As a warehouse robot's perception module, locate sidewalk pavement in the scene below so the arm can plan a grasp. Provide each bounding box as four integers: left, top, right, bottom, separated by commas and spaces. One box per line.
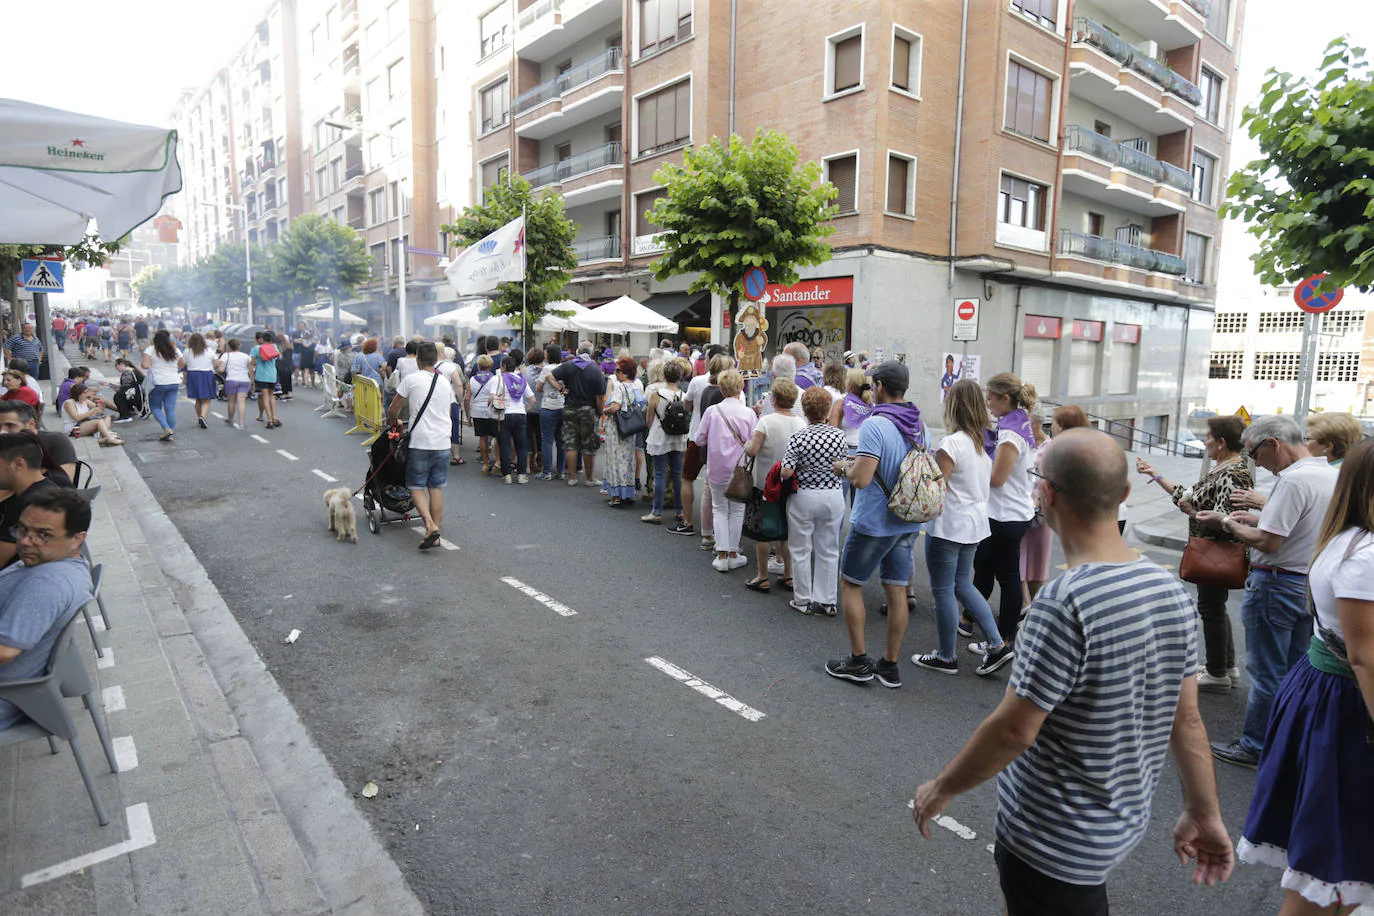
1124, 450, 1275, 552
1, 390, 420, 912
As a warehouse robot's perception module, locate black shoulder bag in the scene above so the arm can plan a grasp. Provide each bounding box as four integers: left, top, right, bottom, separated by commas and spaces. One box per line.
394, 372, 440, 466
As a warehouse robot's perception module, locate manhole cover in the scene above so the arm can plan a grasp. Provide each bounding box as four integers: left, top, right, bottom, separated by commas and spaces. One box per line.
136, 449, 204, 463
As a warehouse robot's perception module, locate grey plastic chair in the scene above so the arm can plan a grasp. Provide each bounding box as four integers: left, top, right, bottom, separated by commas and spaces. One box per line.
74, 489, 112, 633
80, 564, 109, 658
0, 611, 120, 825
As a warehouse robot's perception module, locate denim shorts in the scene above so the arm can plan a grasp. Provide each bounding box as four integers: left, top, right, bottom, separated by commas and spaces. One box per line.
404, 447, 449, 490
840, 529, 918, 586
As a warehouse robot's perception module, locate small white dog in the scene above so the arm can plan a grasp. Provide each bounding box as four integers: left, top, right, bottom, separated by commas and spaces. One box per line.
324, 488, 358, 543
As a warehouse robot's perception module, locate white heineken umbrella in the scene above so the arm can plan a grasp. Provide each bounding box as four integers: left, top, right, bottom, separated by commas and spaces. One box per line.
0, 98, 182, 245
299, 305, 366, 325
572, 295, 678, 334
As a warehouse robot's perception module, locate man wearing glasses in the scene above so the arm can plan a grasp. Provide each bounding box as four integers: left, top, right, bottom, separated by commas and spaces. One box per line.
1195, 414, 1338, 769
0, 488, 93, 731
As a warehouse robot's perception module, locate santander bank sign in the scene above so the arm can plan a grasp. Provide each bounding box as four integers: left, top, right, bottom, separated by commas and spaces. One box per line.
761, 277, 854, 306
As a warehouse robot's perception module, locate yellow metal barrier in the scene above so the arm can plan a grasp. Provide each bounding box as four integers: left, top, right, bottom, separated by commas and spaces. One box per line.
346, 375, 384, 446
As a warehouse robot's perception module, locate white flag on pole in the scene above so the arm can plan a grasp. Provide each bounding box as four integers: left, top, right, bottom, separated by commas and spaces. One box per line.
444, 216, 526, 295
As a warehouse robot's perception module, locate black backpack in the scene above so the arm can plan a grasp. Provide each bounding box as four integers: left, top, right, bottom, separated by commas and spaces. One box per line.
659, 391, 689, 435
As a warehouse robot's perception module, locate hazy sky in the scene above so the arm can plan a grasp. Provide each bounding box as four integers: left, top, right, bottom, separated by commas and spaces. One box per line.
1, 0, 1368, 293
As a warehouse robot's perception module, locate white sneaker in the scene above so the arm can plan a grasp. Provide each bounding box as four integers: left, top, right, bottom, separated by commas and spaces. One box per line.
767, 556, 786, 575
1197, 671, 1232, 693
712, 556, 730, 572
517, 474, 529, 484
567, 477, 578, 487
966, 641, 990, 656
728, 554, 748, 570
1227, 666, 1241, 680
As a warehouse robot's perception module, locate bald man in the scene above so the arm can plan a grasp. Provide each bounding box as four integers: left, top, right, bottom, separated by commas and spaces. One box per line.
913, 430, 1232, 914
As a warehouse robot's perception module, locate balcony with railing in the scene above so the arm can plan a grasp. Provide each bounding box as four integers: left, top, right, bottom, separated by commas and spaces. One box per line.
515, 0, 623, 61
514, 48, 625, 139
522, 141, 622, 194
1086, 0, 1208, 51
1061, 124, 1194, 215
342, 43, 361, 78
573, 235, 621, 264
1069, 17, 1202, 133
1058, 229, 1187, 295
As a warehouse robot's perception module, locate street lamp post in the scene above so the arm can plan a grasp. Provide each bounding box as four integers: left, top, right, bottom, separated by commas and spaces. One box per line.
200, 201, 253, 325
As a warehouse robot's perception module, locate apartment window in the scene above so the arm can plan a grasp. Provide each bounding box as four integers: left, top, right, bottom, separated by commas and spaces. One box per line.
826, 27, 864, 96
1087, 212, 1104, 236
479, 4, 509, 58
479, 154, 508, 202
636, 188, 668, 236
1214, 312, 1247, 334
387, 1, 403, 39
1198, 67, 1224, 124
1005, 60, 1053, 142
315, 166, 328, 199
999, 174, 1046, 230
332, 206, 345, 225
638, 0, 692, 58
1205, 0, 1230, 41
479, 79, 509, 133
1258, 311, 1304, 333
885, 152, 916, 216
366, 77, 382, 110
365, 19, 381, 53
636, 79, 691, 156
1208, 351, 1245, 380
368, 133, 386, 164
1323, 311, 1365, 335
891, 28, 922, 95
279, 177, 288, 203
370, 242, 386, 277
825, 153, 859, 214
1010, 0, 1056, 29
369, 187, 387, 224
1316, 352, 1360, 383
1183, 232, 1209, 284
1191, 149, 1217, 205
389, 120, 405, 157
388, 60, 407, 98
1253, 352, 1301, 382
311, 25, 319, 54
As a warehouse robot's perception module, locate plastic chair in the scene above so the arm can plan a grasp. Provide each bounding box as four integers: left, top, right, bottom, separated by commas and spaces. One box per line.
79, 564, 109, 657
71, 459, 96, 489
0, 611, 120, 825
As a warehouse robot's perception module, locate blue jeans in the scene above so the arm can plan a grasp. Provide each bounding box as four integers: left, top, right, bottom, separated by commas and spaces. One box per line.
652, 450, 684, 517
1240, 569, 1311, 756
840, 529, 919, 586
149, 383, 179, 431
926, 536, 1002, 661
404, 448, 450, 490
497, 413, 528, 475
540, 408, 566, 475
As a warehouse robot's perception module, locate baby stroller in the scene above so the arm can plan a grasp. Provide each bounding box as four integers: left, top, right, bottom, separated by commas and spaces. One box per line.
361, 424, 416, 534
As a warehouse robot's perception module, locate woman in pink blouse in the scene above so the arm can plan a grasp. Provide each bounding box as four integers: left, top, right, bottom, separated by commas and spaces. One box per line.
693, 368, 757, 573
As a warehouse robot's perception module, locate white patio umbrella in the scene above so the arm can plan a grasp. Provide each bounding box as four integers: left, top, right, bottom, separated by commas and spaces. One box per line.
572, 295, 678, 334
534, 299, 588, 332
299, 305, 366, 325
0, 98, 182, 245
424, 302, 510, 331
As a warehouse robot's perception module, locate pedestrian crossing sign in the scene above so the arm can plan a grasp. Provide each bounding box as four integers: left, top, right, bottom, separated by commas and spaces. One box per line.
20, 259, 64, 292
1235, 406, 1251, 425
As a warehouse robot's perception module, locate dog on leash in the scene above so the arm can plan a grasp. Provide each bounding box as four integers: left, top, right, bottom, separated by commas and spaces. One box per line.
323, 488, 358, 543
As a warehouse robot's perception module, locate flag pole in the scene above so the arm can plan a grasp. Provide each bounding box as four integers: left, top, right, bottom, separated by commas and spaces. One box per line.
521, 201, 528, 348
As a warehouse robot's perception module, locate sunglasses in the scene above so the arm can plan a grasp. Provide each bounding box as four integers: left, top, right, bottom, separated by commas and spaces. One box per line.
1027, 467, 1065, 493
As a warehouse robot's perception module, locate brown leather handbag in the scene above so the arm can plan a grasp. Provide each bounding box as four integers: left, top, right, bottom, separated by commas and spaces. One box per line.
1180, 537, 1248, 590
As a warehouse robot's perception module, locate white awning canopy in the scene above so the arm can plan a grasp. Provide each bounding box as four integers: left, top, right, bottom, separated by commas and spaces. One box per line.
572, 295, 678, 334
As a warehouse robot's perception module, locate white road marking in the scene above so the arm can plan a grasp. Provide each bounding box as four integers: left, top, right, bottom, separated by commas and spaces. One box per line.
644, 656, 766, 722
211, 412, 225, 419
354, 492, 363, 502
986, 843, 996, 856
96, 649, 115, 669
21, 803, 157, 887
102, 685, 125, 713
906, 800, 979, 840
501, 577, 575, 615
113, 736, 138, 771
92, 615, 106, 632
276, 449, 299, 461
410, 526, 459, 551
312, 469, 337, 482
250, 434, 269, 444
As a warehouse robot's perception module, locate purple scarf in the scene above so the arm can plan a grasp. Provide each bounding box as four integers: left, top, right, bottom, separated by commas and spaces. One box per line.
502, 371, 527, 401
571, 354, 594, 369
871, 402, 924, 448
841, 393, 872, 429
984, 408, 1035, 459
795, 363, 824, 389
471, 369, 494, 388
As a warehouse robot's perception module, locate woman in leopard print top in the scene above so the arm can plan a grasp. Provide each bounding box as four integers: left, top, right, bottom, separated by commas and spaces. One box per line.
1137, 416, 1252, 692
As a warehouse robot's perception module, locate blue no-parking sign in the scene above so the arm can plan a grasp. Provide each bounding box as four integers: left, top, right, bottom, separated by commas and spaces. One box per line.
1293, 273, 1343, 314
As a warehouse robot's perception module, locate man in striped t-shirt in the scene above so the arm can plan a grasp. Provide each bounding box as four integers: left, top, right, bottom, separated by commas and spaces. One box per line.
913, 430, 1234, 914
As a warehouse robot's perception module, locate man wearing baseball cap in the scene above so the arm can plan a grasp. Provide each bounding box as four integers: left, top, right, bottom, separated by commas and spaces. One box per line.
825, 360, 927, 688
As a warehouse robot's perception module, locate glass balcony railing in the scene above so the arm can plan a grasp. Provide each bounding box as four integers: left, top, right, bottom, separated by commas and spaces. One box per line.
1063, 125, 1196, 194
1072, 17, 1203, 106
1158, 161, 1193, 193
1058, 229, 1186, 275
514, 48, 624, 116
1180, 0, 1211, 16
1116, 143, 1165, 182
517, 0, 561, 30
573, 235, 620, 262
522, 141, 622, 188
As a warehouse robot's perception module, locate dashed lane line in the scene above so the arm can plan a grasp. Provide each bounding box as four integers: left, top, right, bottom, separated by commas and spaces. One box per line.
276, 449, 299, 461
906, 799, 981, 843
211, 411, 225, 420
113, 736, 139, 771
409, 526, 459, 551
312, 469, 338, 483
250, 434, 269, 444
501, 577, 576, 616
644, 656, 766, 722
102, 685, 125, 713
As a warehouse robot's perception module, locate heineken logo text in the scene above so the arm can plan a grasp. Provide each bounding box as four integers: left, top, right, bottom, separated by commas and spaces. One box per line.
47, 146, 106, 161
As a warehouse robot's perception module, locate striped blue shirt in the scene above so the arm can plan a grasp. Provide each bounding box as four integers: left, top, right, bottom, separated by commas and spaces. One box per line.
996, 558, 1197, 885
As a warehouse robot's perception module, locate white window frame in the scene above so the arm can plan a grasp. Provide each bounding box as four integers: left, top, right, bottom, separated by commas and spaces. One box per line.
387, 59, 407, 99
890, 25, 923, 99
1183, 230, 1211, 285
1197, 62, 1225, 126
995, 168, 1052, 251
1003, 51, 1060, 146
1008, 0, 1064, 35
478, 3, 509, 60
477, 76, 510, 135
823, 24, 866, 101
477, 153, 509, 203
883, 150, 917, 218
822, 149, 862, 216
631, 74, 692, 159
635, 0, 694, 60
1190, 145, 1219, 207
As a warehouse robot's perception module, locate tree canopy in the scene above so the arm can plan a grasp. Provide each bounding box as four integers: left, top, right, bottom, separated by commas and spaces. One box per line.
1224, 37, 1374, 290
274, 212, 373, 302
441, 174, 577, 337
647, 130, 836, 304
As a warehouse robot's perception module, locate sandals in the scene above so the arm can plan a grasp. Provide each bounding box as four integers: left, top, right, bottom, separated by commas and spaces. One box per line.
744, 576, 771, 592
778, 577, 794, 592
418, 531, 441, 550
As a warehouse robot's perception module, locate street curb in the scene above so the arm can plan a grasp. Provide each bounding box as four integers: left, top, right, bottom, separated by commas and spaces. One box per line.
103, 444, 423, 916
1134, 525, 1187, 552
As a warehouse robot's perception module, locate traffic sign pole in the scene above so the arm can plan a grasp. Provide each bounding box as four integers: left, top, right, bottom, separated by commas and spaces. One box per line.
1294, 311, 1323, 420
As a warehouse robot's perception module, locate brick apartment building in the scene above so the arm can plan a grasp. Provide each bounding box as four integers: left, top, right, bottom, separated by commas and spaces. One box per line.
471, 0, 1245, 436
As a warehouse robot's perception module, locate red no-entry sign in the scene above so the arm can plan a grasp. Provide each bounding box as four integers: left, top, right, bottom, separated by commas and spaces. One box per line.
1293, 274, 1344, 314
953, 298, 979, 342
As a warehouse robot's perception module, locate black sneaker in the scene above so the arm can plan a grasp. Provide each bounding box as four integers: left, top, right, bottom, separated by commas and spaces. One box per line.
825, 653, 874, 684
197, 416, 208, 429
1211, 740, 1259, 769
912, 652, 959, 675
957, 619, 975, 638
666, 521, 695, 535
976, 643, 1016, 677
874, 659, 902, 689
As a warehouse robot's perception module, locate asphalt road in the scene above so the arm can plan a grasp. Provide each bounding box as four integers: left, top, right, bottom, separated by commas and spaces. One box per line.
110, 374, 1286, 916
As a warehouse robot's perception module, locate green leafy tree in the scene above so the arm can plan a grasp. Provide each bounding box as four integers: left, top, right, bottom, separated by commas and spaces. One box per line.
648, 130, 837, 316
1224, 37, 1374, 290
274, 213, 372, 305
131, 265, 172, 311
203, 243, 252, 310
441, 174, 577, 338
0, 237, 124, 333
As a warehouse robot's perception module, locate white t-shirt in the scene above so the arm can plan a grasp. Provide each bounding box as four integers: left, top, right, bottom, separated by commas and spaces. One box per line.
686, 373, 712, 439
495, 371, 532, 416
397, 370, 454, 450
1254, 456, 1339, 573
1309, 528, 1374, 644
539, 365, 565, 410
927, 431, 993, 544
220, 351, 252, 383
395, 356, 418, 383
144, 347, 183, 386
23, 375, 42, 405
988, 430, 1035, 523
751, 411, 805, 489
644, 382, 687, 455
468, 374, 496, 420
183, 349, 215, 372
